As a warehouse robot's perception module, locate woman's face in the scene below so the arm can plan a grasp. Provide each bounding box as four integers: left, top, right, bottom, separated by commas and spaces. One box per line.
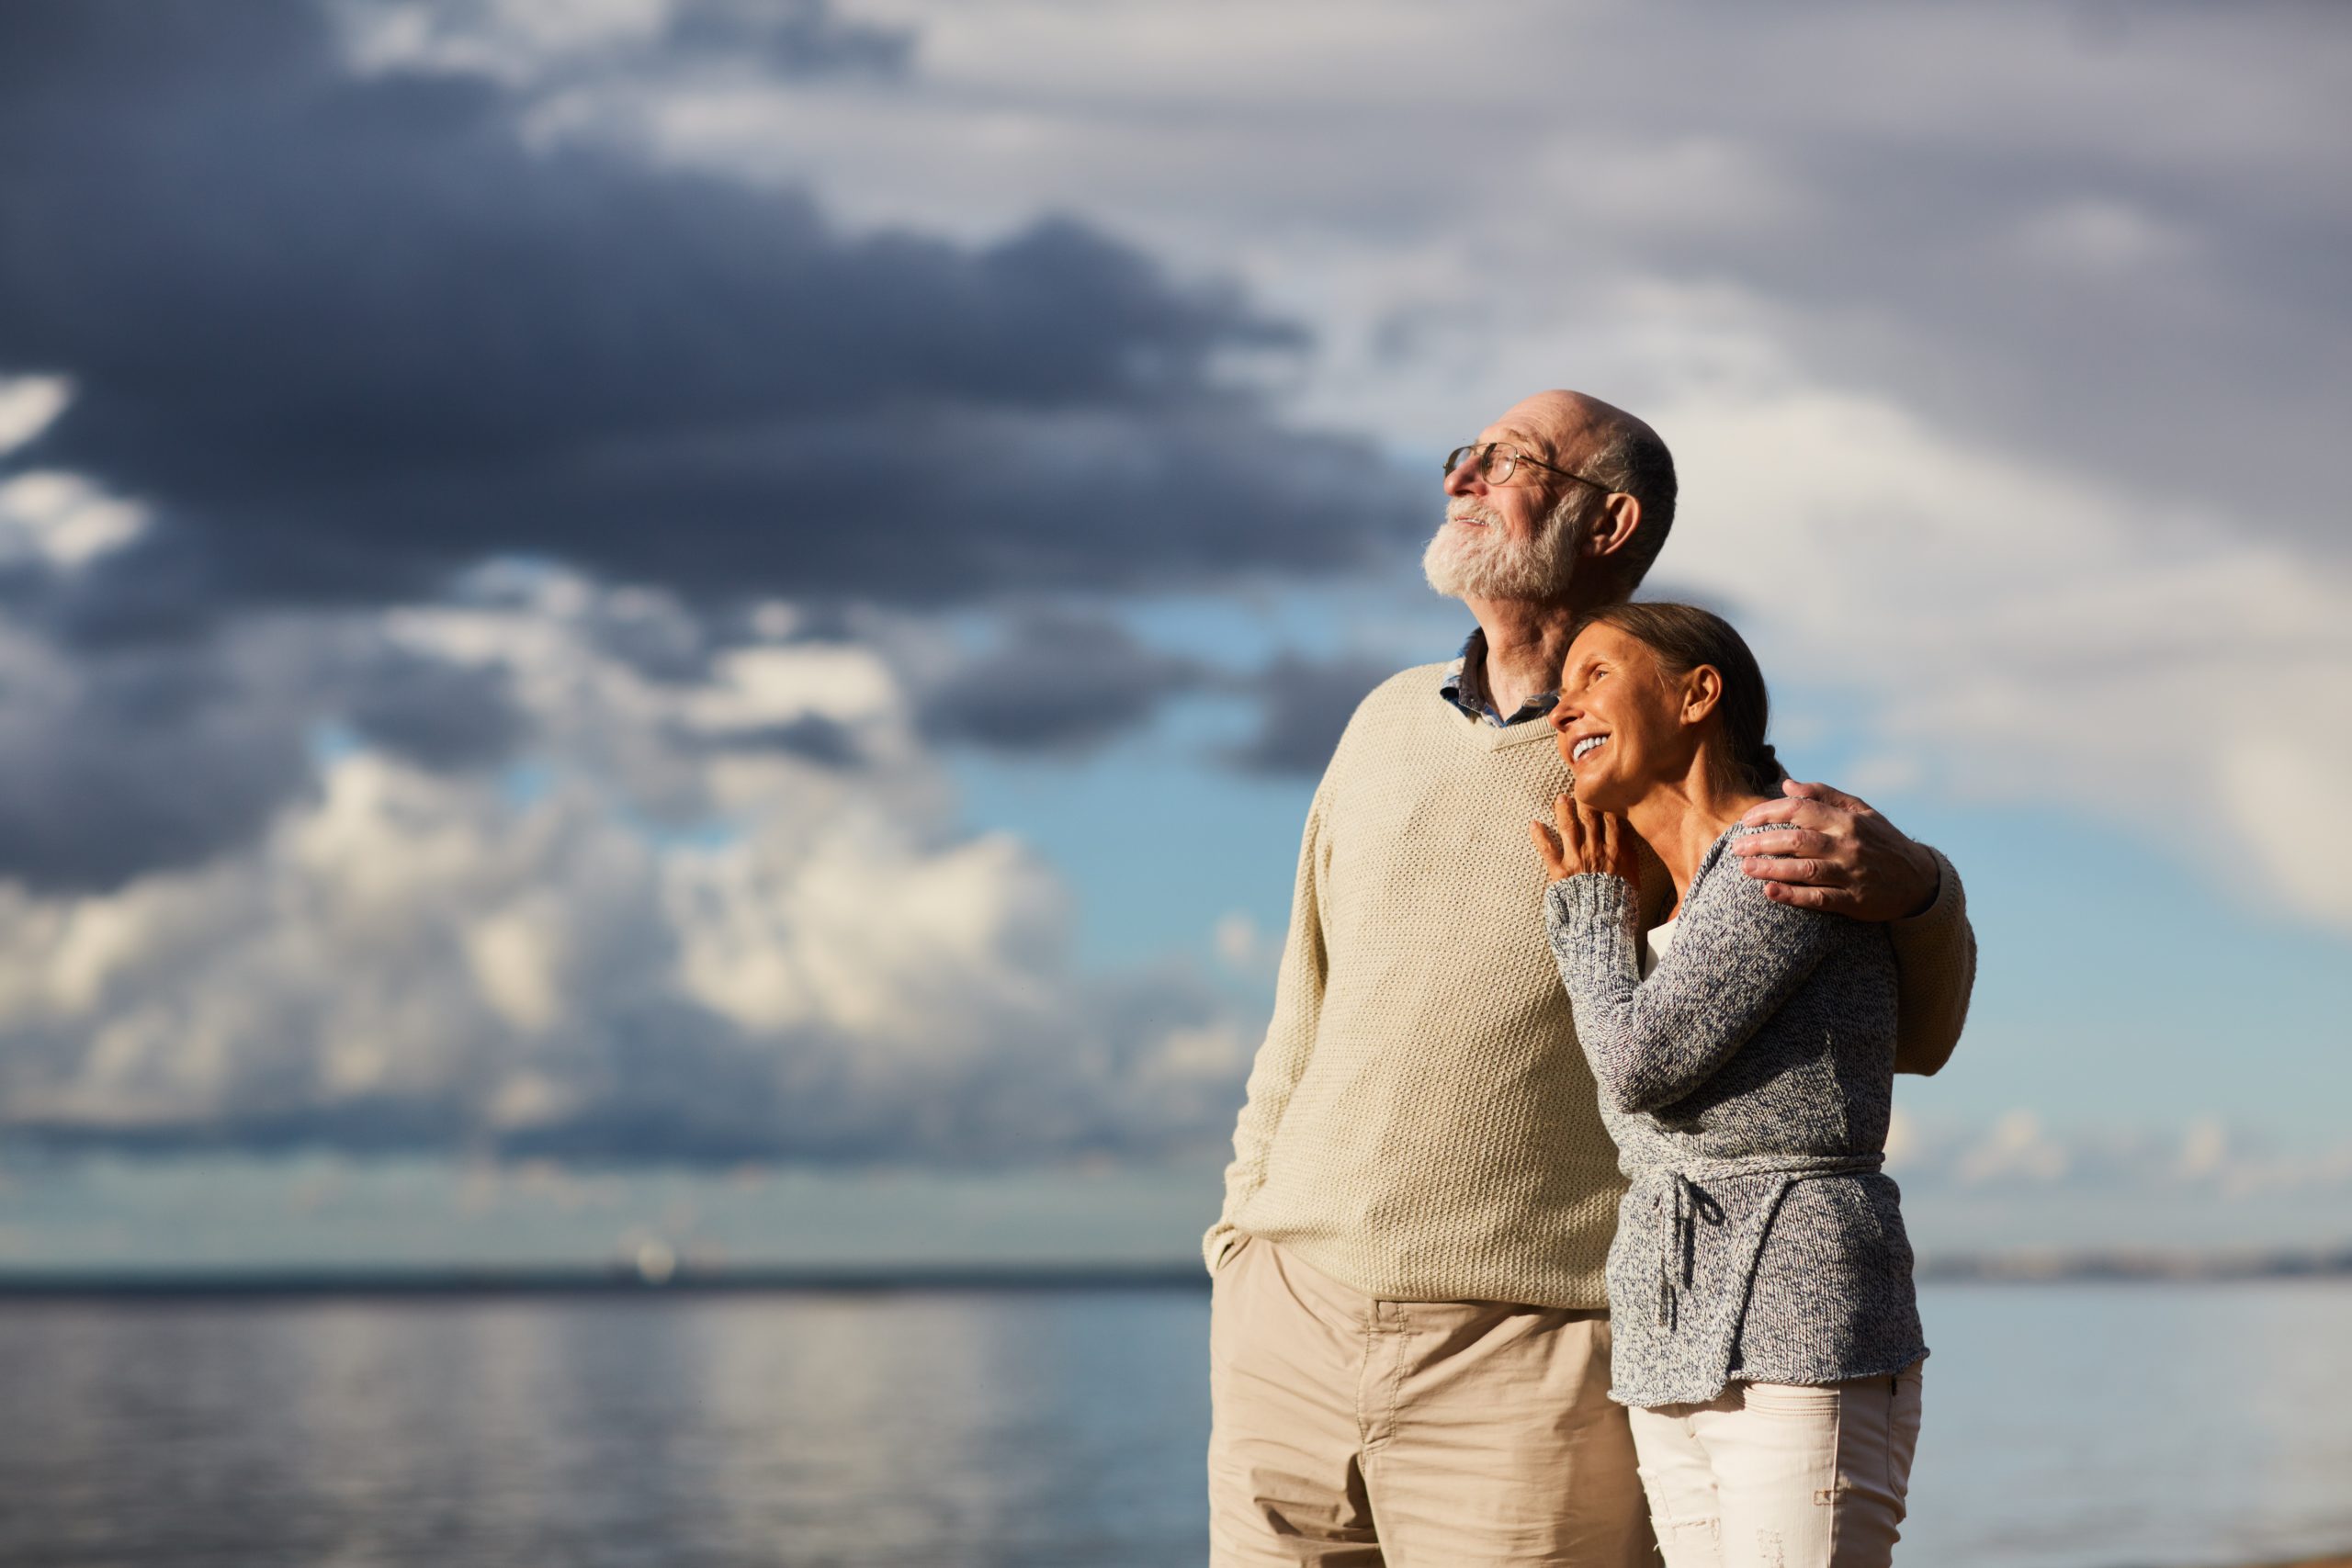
1548, 623, 1694, 812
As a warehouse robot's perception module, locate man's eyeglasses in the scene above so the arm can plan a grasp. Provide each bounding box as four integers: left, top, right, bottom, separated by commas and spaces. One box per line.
1443, 443, 1612, 492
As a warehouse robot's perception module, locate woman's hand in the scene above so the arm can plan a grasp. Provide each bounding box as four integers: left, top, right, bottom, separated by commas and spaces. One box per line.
1529, 794, 1641, 888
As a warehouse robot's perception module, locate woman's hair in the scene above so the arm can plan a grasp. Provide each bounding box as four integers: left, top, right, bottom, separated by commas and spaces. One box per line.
1574, 601, 1784, 796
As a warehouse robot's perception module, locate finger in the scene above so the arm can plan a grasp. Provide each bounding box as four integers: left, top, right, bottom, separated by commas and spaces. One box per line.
1577, 801, 1607, 863
1555, 793, 1576, 841
1759, 879, 1857, 914
1780, 777, 1871, 816
1736, 855, 1849, 887
1734, 800, 1841, 838
1528, 819, 1566, 878
1738, 796, 1804, 828
1727, 828, 1831, 861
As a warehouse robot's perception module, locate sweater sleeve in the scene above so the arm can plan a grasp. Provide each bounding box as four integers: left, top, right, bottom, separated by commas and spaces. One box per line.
1889, 847, 1976, 1077
1544, 847, 1840, 1115
1204, 782, 1331, 1275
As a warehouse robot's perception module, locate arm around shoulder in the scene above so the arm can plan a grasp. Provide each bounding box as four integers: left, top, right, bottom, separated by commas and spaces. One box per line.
1889, 846, 1976, 1077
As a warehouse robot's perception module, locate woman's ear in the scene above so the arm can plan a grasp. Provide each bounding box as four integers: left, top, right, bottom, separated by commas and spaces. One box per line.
1680, 665, 1724, 727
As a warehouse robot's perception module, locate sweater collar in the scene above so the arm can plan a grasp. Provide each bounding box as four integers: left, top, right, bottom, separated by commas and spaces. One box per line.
1439, 627, 1560, 729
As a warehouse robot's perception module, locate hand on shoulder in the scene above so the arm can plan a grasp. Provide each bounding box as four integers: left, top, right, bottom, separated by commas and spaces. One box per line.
1730, 779, 1939, 920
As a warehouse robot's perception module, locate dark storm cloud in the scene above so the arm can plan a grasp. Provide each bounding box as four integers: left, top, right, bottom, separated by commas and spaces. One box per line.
1223, 652, 1400, 776
0, 642, 316, 893
0, 0, 1419, 637
341, 642, 526, 772
0, 612, 553, 893
918, 609, 1210, 753
705, 714, 863, 767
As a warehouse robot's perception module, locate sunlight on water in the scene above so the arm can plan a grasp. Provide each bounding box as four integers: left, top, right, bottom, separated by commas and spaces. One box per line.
0, 1280, 2345, 1567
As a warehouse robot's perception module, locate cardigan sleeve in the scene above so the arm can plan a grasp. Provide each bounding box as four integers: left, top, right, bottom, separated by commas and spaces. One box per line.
1545, 842, 1841, 1115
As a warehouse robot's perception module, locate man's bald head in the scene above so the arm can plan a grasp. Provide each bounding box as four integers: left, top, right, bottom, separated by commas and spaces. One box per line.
1514, 389, 1678, 597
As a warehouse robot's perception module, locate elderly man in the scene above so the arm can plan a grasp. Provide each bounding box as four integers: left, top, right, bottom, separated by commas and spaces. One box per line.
1204, 390, 1975, 1566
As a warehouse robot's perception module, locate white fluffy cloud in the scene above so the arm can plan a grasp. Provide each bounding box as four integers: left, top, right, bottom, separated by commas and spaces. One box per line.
1888, 1105, 2352, 1204
0, 375, 146, 572
0, 573, 1243, 1160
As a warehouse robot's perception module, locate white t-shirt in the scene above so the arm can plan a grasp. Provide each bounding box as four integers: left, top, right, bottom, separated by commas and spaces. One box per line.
1640, 916, 1680, 979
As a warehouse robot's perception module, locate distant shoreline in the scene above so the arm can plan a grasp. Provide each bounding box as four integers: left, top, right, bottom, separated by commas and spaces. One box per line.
0, 1263, 1212, 1300
1913, 1244, 2352, 1282
1, 1247, 2347, 1299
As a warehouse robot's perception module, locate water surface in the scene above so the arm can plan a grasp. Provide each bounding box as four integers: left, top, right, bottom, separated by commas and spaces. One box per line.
2, 1280, 2346, 1567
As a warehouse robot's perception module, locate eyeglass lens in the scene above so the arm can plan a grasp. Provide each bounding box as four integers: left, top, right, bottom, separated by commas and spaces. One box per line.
1443, 444, 1515, 481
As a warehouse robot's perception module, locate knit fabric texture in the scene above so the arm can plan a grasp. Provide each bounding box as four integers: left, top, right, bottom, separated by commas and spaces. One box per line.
1545, 827, 1928, 1407
1206, 664, 1976, 1310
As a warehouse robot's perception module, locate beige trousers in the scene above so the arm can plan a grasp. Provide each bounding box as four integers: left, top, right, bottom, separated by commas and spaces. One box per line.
1626, 1365, 1924, 1568
1207, 1234, 1656, 1567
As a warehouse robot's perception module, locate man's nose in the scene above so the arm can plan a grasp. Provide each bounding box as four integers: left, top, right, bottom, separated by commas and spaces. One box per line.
1442, 457, 1483, 499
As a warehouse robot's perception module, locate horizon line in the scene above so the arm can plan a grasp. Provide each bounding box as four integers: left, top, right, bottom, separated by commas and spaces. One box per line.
2, 1245, 2348, 1300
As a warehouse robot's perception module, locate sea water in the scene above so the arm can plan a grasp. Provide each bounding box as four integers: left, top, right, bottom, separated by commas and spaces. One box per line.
2, 1280, 2346, 1567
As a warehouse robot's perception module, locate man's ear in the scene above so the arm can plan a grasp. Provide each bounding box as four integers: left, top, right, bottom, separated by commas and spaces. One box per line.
1583, 492, 1643, 564
1681, 665, 1724, 726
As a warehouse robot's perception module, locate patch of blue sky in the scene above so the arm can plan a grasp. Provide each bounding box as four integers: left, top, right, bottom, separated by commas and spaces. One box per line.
1882, 795, 2351, 1138
1117, 568, 1446, 670
304, 719, 363, 766
497, 756, 559, 810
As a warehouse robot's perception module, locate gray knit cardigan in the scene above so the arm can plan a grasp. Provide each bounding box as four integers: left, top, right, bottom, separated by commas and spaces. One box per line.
1544, 824, 1927, 1407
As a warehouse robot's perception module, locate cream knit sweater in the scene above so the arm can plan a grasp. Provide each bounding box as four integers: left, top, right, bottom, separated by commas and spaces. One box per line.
1205, 662, 1976, 1310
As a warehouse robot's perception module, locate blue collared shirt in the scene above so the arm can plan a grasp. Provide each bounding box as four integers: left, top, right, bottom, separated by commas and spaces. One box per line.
1438, 628, 1559, 728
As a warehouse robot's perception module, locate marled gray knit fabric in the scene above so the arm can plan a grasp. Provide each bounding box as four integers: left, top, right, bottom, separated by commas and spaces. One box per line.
1544, 823, 1927, 1408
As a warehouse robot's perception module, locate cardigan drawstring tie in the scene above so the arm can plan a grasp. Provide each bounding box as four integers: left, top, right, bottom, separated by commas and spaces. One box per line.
1657, 1173, 1725, 1329
1645, 1154, 1886, 1336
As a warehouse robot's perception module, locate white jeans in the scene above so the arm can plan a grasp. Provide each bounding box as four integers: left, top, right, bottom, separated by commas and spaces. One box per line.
1626, 1363, 1923, 1568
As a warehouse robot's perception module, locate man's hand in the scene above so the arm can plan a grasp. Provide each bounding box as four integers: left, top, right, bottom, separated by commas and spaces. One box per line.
1732, 779, 1939, 920
1531, 795, 1642, 889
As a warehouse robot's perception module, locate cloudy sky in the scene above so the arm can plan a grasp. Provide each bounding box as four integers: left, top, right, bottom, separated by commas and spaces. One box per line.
0, 0, 2346, 1269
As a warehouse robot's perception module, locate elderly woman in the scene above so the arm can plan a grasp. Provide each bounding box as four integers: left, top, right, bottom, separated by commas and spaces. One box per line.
1529, 601, 1927, 1568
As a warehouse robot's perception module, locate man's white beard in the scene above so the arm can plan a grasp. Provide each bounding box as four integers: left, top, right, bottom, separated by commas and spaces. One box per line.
1422, 495, 1586, 602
